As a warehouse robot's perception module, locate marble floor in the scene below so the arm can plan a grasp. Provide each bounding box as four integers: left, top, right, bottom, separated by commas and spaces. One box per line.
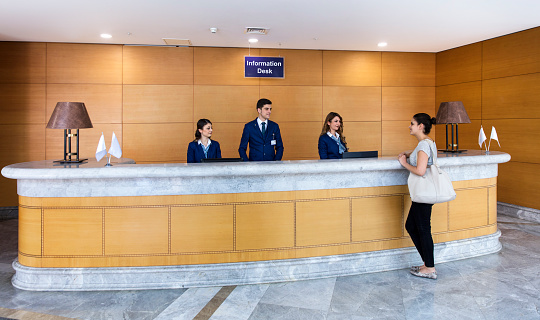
0, 213, 539, 320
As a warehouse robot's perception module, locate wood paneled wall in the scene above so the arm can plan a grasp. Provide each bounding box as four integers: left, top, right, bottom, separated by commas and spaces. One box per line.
1, 42, 437, 206
435, 27, 540, 210
18, 178, 496, 268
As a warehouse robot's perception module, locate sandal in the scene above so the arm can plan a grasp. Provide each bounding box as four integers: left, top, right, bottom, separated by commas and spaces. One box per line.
410, 269, 437, 280
410, 265, 423, 272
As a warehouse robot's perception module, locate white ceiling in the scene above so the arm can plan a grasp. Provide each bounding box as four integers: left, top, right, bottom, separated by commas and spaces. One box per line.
1, 0, 539, 52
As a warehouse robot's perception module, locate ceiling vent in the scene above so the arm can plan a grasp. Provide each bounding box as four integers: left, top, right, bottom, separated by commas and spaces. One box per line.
245, 27, 269, 35
162, 38, 192, 46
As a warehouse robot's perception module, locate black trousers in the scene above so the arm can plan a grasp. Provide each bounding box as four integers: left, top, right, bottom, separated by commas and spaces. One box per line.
405, 201, 435, 268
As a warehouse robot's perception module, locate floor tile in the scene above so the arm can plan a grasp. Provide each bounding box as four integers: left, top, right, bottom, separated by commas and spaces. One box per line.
154, 287, 220, 320
248, 303, 326, 320
210, 284, 269, 320
0, 211, 538, 320
258, 277, 336, 312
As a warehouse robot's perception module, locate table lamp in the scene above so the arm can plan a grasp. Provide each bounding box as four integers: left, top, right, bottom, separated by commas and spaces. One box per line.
46, 102, 93, 163
435, 101, 471, 153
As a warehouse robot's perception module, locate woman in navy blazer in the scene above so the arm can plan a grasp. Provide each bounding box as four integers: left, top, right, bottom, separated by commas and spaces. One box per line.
318, 112, 348, 159
187, 119, 222, 163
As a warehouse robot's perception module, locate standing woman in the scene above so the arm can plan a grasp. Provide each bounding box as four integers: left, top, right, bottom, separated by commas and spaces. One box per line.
187, 119, 222, 163
318, 112, 348, 159
398, 113, 438, 280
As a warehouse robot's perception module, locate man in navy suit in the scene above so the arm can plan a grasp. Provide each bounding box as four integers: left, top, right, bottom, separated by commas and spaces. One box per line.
238, 98, 284, 161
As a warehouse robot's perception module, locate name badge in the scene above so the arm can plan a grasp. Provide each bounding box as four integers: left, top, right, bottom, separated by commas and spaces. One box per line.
271, 140, 277, 146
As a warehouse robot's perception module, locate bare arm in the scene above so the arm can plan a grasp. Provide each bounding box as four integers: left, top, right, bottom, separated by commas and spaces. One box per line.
398, 151, 411, 158
398, 150, 429, 176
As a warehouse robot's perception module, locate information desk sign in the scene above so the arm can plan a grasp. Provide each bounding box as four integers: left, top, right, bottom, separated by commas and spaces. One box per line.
245, 56, 284, 78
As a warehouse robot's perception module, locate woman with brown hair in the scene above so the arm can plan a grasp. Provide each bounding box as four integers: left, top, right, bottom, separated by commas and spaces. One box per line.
318, 112, 348, 159
187, 119, 222, 163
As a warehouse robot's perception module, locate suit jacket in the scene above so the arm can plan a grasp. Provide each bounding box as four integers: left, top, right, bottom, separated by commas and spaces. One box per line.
318, 134, 346, 159
187, 140, 222, 163
238, 119, 284, 161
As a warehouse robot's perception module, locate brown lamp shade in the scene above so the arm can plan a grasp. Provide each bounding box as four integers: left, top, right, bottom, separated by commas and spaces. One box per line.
46, 102, 93, 129
436, 101, 471, 124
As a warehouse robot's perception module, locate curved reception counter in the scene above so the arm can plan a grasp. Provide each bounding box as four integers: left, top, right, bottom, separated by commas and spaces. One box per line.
2, 151, 510, 291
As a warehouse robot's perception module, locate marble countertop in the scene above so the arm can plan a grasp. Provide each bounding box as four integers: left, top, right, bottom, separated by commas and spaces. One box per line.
2, 151, 510, 181
2, 151, 511, 197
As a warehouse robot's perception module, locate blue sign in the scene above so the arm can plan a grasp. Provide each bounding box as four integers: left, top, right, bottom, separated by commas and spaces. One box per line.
245, 56, 284, 78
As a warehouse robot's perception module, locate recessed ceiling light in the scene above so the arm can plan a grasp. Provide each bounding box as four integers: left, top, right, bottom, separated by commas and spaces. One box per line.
378, 42, 387, 47
100, 34, 112, 39
248, 38, 258, 43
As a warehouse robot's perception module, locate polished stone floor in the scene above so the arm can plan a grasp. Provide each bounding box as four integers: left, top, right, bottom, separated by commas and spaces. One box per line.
0, 213, 539, 320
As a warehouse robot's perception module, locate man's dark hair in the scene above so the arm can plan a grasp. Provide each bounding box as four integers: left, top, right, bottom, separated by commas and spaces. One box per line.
257, 98, 272, 110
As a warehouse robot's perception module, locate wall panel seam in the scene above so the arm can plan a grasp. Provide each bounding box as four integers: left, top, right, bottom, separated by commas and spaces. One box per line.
481, 71, 540, 81
102, 208, 105, 255
434, 80, 484, 87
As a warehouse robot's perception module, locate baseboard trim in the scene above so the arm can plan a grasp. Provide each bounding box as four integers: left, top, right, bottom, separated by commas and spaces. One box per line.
498, 202, 540, 224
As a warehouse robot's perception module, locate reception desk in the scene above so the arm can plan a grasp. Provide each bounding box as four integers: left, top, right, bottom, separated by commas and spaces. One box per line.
2, 151, 510, 291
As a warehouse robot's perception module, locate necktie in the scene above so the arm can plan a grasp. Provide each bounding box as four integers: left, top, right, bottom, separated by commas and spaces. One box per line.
202, 143, 210, 158
261, 122, 266, 136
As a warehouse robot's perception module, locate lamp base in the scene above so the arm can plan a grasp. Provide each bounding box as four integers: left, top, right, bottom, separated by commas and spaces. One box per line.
439, 149, 467, 153
53, 159, 88, 164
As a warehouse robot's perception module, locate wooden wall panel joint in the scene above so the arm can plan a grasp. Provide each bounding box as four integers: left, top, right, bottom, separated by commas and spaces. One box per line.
168, 206, 171, 255
41, 208, 44, 257
233, 204, 237, 251
102, 208, 105, 256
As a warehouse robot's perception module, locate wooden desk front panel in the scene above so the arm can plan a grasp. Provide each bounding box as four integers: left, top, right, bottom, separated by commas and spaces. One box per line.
18, 178, 497, 268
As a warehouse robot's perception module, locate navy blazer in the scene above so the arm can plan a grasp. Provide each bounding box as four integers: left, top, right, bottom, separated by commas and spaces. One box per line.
318, 134, 346, 159
238, 119, 284, 161
187, 140, 222, 163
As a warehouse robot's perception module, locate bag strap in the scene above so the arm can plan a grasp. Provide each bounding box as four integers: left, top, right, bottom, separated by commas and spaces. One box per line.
424, 139, 447, 175
424, 139, 439, 167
